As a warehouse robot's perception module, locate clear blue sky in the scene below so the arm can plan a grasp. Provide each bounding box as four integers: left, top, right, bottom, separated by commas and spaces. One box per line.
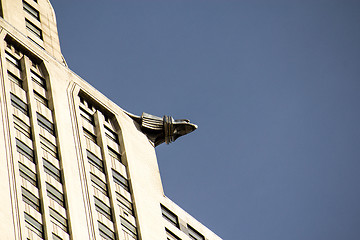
51, 1, 360, 239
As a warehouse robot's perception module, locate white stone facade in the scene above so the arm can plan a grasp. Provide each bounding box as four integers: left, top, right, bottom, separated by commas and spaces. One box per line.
0, 1, 222, 239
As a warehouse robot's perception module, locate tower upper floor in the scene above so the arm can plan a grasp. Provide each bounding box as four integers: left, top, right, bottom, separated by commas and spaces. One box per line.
0, 0, 64, 64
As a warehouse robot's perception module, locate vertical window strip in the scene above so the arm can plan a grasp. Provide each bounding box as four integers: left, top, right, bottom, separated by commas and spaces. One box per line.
25, 18, 42, 40
166, 228, 181, 240
52, 233, 63, 240
40, 135, 58, 158
23, 0, 40, 20
83, 128, 97, 143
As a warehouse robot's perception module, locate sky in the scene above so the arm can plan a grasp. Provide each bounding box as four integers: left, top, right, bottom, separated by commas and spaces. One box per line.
51, 1, 360, 239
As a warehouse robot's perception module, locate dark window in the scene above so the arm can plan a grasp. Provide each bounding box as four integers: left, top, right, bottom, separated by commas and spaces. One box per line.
161, 205, 179, 228
5, 51, 20, 68
16, 138, 34, 161
34, 91, 48, 107
11, 93, 28, 115
13, 115, 31, 138
94, 197, 112, 220
116, 192, 134, 216
79, 107, 94, 124
40, 135, 57, 158
19, 162, 37, 186
8, 71, 23, 87
112, 169, 129, 192
98, 221, 116, 240
46, 183, 64, 207
188, 225, 205, 240
37, 113, 54, 135
25, 19, 42, 40
23, 1, 39, 20
83, 128, 97, 143
52, 233, 63, 240
166, 228, 181, 240
31, 70, 46, 88
104, 125, 118, 143
87, 150, 104, 172
22, 187, 40, 212
24, 212, 43, 238
120, 217, 137, 237
90, 173, 108, 195
108, 147, 122, 163
49, 208, 68, 232
43, 159, 61, 182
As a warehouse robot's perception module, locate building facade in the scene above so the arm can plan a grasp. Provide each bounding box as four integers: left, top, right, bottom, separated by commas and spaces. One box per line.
0, 1, 222, 240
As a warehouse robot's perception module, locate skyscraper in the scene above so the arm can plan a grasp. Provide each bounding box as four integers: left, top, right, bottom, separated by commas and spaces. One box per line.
0, 1, 222, 240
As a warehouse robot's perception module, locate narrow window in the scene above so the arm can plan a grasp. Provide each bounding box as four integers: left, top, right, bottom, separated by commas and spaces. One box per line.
120, 217, 137, 237
19, 162, 37, 186
166, 228, 181, 240
46, 183, 64, 207
94, 197, 112, 220
16, 138, 34, 161
116, 192, 134, 216
5, 51, 20, 68
161, 205, 179, 228
23, 1, 40, 20
40, 135, 57, 158
11, 93, 28, 115
26, 19, 42, 40
37, 113, 54, 135
31, 70, 46, 88
90, 173, 108, 195
98, 221, 116, 240
188, 225, 205, 240
24, 212, 43, 238
83, 128, 97, 143
87, 150, 104, 172
112, 169, 129, 192
43, 159, 61, 182
52, 233, 63, 240
49, 208, 68, 232
22, 187, 40, 212
104, 125, 118, 143
79, 107, 94, 124
34, 91, 48, 107
13, 115, 31, 138
108, 147, 122, 163
8, 71, 23, 87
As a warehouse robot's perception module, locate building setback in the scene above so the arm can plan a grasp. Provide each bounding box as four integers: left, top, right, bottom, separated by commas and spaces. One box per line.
0, 0, 222, 240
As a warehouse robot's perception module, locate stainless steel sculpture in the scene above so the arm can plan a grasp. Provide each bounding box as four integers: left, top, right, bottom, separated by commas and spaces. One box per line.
127, 112, 198, 146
